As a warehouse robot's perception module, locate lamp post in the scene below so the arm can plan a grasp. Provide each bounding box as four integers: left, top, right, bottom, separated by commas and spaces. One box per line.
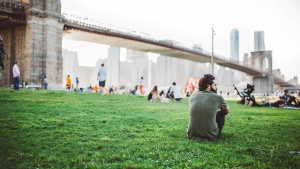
211, 28, 216, 75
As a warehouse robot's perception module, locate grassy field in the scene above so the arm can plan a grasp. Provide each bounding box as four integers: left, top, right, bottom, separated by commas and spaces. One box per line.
0, 88, 299, 169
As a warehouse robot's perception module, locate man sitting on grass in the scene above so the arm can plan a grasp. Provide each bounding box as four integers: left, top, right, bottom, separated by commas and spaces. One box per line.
169, 82, 183, 102
187, 74, 230, 141
280, 89, 294, 105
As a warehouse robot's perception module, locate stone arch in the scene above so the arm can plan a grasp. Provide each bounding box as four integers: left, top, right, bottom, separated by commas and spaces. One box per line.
254, 56, 261, 70
263, 57, 269, 71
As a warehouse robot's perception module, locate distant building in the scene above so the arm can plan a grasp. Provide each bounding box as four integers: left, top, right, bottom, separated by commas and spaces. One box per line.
254, 31, 265, 51
230, 29, 239, 62
107, 46, 120, 88
287, 76, 299, 86
273, 69, 285, 80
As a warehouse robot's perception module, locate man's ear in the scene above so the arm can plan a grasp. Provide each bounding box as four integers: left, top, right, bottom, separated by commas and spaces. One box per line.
207, 84, 210, 90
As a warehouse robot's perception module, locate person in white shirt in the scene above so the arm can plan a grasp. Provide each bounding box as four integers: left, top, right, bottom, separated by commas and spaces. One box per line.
12, 61, 20, 90
169, 82, 183, 102
97, 63, 107, 96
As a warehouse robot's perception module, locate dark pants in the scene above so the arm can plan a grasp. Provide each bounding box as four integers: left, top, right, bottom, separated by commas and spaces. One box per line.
287, 96, 297, 106
14, 76, 20, 90
216, 111, 225, 138
99, 80, 105, 87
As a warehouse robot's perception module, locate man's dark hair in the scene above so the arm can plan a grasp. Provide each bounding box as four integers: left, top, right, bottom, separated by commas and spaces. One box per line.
172, 82, 176, 85
199, 74, 215, 91
101, 63, 104, 67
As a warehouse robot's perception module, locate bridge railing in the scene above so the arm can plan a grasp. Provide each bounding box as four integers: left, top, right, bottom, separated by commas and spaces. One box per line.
62, 14, 213, 51
62, 14, 159, 40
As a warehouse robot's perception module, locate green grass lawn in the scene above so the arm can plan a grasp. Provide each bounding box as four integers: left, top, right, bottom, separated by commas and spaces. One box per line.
0, 88, 299, 169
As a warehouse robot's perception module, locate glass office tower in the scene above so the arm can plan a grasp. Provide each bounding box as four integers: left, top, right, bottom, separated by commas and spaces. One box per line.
230, 29, 239, 62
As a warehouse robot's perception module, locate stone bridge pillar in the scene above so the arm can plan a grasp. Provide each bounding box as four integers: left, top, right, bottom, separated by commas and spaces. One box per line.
23, 0, 63, 88
22, 0, 63, 88
1, 0, 63, 88
251, 51, 273, 94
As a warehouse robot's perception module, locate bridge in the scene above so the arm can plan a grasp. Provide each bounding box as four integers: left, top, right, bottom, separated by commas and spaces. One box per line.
0, 0, 295, 93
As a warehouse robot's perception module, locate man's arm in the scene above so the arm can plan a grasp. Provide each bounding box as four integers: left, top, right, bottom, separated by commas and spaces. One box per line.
223, 107, 230, 115
220, 97, 230, 115
17, 66, 20, 76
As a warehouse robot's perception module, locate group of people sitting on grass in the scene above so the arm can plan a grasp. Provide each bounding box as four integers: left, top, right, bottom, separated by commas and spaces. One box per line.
147, 82, 184, 103
244, 89, 300, 109
236, 84, 300, 109
259, 89, 300, 108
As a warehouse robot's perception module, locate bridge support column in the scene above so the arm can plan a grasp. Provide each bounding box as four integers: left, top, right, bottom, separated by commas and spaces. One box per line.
251, 51, 273, 94
253, 75, 273, 94
23, 0, 63, 88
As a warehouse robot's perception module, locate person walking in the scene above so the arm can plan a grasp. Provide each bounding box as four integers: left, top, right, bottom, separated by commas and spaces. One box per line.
12, 61, 20, 90
187, 74, 230, 140
97, 63, 107, 96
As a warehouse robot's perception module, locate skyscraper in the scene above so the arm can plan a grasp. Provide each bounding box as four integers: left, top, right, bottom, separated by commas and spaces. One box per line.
230, 29, 239, 62
254, 31, 265, 51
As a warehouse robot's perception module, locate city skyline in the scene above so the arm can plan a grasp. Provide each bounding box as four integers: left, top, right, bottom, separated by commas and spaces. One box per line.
63, 47, 251, 93
61, 0, 300, 80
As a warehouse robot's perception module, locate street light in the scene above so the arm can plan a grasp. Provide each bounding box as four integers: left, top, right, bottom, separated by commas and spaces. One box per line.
211, 28, 216, 75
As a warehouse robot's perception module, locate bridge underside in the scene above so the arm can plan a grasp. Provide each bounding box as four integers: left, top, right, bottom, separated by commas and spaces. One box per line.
63, 30, 211, 63
0, 15, 25, 29
63, 29, 265, 75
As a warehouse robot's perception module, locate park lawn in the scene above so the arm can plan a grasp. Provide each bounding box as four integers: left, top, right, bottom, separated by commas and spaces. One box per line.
0, 88, 299, 169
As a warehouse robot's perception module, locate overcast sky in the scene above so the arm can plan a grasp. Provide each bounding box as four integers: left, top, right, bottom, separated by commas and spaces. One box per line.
61, 0, 300, 80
